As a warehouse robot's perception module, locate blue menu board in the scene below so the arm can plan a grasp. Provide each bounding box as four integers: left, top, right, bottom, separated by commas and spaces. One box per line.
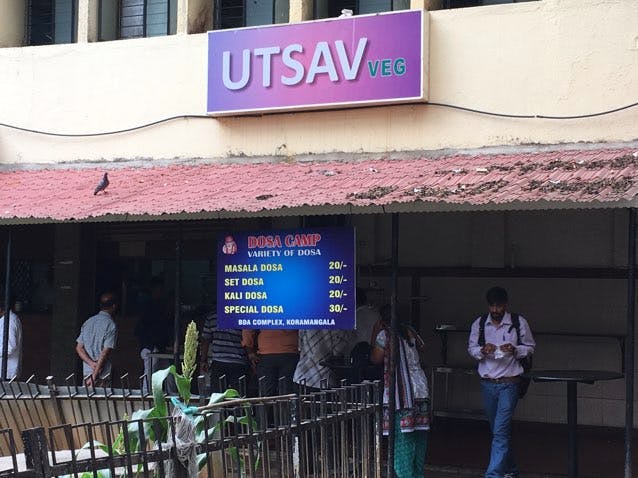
217, 227, 356, 329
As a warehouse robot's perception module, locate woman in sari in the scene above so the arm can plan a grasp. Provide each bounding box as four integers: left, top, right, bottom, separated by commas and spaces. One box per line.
371, 305, 430, 478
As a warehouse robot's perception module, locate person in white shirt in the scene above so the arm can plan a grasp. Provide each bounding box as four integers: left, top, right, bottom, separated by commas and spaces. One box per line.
352, 288, 382, 347
0, 301, 23, 380
468, 287, 535, 478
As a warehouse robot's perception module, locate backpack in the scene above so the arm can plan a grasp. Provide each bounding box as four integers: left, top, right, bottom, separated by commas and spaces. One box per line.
478, 313, 533, 399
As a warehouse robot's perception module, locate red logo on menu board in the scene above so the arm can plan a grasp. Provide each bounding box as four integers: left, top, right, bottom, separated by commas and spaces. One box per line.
222, 235, 238, 255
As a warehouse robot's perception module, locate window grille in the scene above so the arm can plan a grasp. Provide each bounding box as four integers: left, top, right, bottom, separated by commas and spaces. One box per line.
99, 0, 177, 41
314, 0, 357, 19
119, 0, 174, 38
26, 0, 77, 46
214, 0, 288, 30
444, 0, 535, 7
314, 0, 410, 20
215, 0, 245, 29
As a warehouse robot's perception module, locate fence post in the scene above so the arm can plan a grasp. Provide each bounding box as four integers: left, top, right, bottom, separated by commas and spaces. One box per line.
22, 427, 51, 477
374, 381, 383, 478
172, 451, 190, 478
46, 376, 66, 426
291, 394, 301, 478
168, 431, 190, 478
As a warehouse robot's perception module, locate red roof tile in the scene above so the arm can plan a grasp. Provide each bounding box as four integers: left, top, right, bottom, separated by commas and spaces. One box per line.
1, 147, 637, 222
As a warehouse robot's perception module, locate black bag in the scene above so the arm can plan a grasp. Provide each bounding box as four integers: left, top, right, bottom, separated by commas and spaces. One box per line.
478, 313, 533, 399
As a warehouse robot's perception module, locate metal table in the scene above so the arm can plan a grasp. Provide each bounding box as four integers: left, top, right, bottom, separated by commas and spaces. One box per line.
526, 369, 623, 478
147, 352, 182, 370
320, 359, 382, 384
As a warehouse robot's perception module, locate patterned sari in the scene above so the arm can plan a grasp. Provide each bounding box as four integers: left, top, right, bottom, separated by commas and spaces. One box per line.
377, 328, 430, 435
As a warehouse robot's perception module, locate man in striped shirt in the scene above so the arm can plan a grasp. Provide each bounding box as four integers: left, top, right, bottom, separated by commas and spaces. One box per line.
293, 328, 353, 391
199, 311, 249, 393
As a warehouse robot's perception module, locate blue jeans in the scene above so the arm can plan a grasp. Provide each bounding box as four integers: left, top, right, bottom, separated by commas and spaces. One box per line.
480, 381, 519, 478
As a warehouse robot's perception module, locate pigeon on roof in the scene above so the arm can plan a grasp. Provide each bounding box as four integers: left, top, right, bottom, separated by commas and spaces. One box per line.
94, 172, 109, 195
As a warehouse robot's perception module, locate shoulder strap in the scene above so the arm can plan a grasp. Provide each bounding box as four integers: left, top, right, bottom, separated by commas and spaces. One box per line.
508, 313, 521, 344
478, 314, 488, 346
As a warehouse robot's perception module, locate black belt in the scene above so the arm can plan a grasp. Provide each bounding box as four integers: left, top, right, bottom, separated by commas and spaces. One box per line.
481, 376, 521, 384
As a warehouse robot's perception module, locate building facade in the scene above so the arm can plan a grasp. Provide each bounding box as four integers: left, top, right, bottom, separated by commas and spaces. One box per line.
0, 0, 637, 431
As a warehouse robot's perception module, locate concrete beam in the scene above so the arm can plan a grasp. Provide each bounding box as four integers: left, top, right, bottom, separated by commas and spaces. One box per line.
0, 1, 26, 47
77, 0, 100, 43
51, 224, 95, 383
410, 0, 444, 9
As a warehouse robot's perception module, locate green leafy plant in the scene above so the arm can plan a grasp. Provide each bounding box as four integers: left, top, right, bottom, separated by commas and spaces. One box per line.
182, 321, 199, 385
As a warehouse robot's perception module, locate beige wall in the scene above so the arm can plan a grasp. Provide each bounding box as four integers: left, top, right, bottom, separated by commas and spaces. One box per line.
0, 0, 636, 164
0, 1, 26, 48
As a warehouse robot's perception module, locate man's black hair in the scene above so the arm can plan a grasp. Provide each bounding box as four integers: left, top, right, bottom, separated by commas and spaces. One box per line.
486, 286, 508, 305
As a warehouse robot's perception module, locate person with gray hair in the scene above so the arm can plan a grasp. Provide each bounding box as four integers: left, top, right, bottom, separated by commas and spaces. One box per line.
0, 300, 22, 380
76, 292, 118, 387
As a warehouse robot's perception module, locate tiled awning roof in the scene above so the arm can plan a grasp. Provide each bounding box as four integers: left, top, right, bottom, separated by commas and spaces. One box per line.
1, 146, 637, 223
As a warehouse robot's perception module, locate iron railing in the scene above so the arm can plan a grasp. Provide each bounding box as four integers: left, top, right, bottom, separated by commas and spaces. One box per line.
0, 380, 382, 477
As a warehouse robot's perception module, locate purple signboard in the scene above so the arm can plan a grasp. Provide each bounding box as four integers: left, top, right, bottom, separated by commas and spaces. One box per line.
207, 10, 425, 116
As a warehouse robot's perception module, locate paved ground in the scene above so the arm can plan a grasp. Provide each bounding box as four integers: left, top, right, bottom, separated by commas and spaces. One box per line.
426, 417, 633, 477
0, 454, 577, 477
424, 465, 566, 478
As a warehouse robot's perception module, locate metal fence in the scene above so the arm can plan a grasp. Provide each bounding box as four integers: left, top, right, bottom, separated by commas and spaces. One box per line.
0, 374, 162, 455
0, 381, 382, 478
